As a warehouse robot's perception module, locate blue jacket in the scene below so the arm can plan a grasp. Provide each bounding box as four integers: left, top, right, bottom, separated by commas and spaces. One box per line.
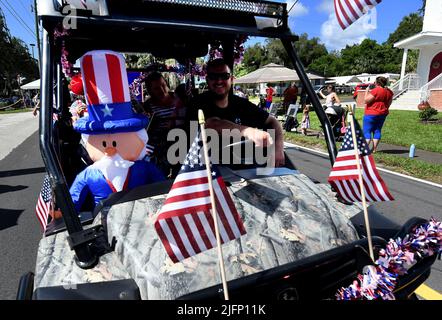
70, 160, 165, 211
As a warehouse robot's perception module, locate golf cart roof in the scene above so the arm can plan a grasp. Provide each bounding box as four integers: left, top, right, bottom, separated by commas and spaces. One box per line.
39, 0, 295, 61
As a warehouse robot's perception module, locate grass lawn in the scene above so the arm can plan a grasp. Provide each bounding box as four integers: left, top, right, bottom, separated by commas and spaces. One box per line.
284, 131, 442, 184
0, 108, 33, 115
298, 107, 442, 154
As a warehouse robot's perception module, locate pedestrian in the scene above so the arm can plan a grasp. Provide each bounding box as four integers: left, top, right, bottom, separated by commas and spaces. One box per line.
363, 76, 393, 153
319, 85, 341, 108
265, 83, 275, 110
32, 93, 40, 116
283, 82, 298, 113
301, 104, 310, 136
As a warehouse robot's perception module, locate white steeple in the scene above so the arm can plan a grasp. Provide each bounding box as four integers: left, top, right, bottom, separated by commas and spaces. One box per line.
423, 0, 442, 32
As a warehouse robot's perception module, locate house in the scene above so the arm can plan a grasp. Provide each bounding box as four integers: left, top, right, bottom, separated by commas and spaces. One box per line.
328, 75, 362, 86
356, 73, 400, 84
393, 0, 442, 111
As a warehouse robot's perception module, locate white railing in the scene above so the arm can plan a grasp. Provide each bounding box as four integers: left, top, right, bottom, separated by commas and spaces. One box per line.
390, 73, 420, 99
420, 72, 442, 102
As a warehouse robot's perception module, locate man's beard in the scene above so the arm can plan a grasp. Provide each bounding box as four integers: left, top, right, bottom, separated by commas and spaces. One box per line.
92, 153, 135, 192
210, 88, 229, 101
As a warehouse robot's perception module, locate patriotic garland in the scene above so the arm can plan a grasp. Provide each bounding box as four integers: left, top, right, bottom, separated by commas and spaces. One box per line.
54, 27, 75, 78
336, 218, 442, 300
208, 36, 249, 64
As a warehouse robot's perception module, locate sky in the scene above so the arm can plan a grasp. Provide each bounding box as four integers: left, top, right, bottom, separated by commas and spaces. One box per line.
253, 0, 423, 50
0, 0, 423, 55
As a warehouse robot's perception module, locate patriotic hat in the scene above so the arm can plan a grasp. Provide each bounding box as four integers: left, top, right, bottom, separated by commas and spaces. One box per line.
74, 50, 148, 134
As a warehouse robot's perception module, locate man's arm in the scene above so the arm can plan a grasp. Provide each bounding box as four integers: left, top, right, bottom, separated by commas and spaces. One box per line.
206, 117, 273, 147
265, 116, 285, 167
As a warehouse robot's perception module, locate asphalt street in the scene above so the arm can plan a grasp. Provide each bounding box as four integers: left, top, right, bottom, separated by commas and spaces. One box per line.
284, 145, 442, 295
0, 116, 440, 299
0, 130, 45, 300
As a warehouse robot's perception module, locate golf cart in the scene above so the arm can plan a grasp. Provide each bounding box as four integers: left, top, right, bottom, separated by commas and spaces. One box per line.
17, 0, 438, 300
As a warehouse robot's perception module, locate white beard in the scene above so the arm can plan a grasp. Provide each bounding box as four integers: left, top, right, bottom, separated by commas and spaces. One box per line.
92, 154, 135, 192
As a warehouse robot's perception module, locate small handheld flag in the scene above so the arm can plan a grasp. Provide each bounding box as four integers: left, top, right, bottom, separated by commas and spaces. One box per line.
154, 133, 246, 263
328, 118, 394, 203
36, 174, 53, 232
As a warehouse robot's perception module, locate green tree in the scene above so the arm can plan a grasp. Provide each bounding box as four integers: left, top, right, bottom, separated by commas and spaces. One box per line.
240, 43, 269, 72
240, 34, 329, 75
383, 13, 423, 74
386, 13, 423, 45
293, 33, 328, 68
0, 15, 38, 96
125, 53, 155, 68
309, 52, 344, 77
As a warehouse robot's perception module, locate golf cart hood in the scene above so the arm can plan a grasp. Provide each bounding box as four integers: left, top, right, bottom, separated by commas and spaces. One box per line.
34, 171, 363, 299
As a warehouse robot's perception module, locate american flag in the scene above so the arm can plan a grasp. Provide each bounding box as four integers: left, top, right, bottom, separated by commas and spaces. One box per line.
334, 0, 382, 30
328, 118, 394, 203
35, 175, 53, 231
155, 133, 246, 263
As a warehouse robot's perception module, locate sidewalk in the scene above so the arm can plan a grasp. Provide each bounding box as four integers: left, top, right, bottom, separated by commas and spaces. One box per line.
0, 111, 38, 161
376, 143, 442, 165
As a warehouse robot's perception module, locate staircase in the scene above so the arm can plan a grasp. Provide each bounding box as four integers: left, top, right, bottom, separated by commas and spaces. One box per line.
390, 90, 421, 110
389, 74, 421, 111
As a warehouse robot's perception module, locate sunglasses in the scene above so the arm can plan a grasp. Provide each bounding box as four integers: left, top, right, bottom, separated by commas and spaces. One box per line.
207, 72, 231, 81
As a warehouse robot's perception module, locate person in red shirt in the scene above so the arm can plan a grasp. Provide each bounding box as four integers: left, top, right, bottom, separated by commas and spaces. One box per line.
363, 76, 393, 153
265, 83, 275, 110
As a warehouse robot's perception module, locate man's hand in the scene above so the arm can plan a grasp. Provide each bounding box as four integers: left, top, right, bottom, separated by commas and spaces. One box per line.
242, 127, 273, 147
275, 144, 285, 167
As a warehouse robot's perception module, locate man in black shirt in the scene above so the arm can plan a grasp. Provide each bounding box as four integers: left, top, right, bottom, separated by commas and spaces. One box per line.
188, 59, 284, 167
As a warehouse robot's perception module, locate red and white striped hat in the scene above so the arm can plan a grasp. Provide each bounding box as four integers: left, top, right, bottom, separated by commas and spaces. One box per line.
81, 50, 130, 106
74, 50, 148, 134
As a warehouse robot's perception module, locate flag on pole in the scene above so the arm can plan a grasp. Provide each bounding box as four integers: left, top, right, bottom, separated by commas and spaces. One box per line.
328, 118, 394, 203
35, 174, 53, 232
334, 0, 382, 30
154, 133, 246, 263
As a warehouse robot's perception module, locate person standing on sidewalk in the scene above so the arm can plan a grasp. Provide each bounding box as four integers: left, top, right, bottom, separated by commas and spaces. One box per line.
363, 76, 393, 153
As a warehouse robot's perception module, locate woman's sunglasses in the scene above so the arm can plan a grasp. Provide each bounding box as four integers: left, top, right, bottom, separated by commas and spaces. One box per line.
207, 72, 231, 81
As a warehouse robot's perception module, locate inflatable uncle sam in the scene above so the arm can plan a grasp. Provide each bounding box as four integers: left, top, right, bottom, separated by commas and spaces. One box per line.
70, 50, 164, 211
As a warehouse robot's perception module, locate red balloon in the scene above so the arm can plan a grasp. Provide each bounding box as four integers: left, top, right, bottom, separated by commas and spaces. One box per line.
69, 74, 84, 95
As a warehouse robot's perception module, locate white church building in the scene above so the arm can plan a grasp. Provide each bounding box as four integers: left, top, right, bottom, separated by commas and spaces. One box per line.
392, 0, 442, 111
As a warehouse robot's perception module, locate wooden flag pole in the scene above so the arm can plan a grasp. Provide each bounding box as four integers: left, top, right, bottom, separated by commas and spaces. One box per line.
348, 112, 375, 261
198, 109, 230, 300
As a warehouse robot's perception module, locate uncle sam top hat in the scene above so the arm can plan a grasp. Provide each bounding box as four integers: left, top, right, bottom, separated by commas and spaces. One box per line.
74, 50, 148, 134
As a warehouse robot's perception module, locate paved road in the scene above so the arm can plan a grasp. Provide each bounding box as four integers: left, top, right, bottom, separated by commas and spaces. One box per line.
0, 130, 44, 299
284, 144, 442, 295
0, 112, 38, 161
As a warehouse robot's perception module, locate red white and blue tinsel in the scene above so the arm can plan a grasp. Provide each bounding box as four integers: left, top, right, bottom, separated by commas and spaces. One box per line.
54, 26, 75, 78
336, 218, 442, 300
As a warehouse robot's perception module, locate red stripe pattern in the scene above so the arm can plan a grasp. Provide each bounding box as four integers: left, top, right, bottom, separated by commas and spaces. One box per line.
155, 134, 246, 263
35, 175, 52, 232
81, 51, 130, 106
328, 118, 394, 203
334, 0, 382, 30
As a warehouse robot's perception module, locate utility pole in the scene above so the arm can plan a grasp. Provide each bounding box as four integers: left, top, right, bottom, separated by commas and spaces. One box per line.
32, 0, 41, 75
30, 43, 36, 60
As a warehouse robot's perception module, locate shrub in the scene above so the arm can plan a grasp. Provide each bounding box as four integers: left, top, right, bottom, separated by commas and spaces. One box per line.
419, 106, 438, 121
